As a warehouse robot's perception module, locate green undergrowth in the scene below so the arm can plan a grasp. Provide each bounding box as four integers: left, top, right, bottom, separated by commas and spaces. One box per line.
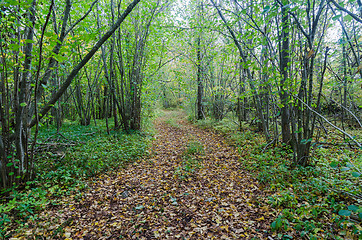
195, 117, 362, 240
0, 118, 154, 238
174, 140, 204, 181
165, 116, 181, 128
160, 108, 186, 128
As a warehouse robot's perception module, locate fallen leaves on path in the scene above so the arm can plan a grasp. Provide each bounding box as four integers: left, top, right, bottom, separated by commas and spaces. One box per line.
17, 112, 275, 239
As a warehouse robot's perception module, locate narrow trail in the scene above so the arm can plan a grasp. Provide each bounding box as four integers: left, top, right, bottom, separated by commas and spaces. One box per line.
30, 111, 274, 239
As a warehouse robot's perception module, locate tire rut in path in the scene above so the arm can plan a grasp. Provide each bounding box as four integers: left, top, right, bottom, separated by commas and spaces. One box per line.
35, 116, 274, 239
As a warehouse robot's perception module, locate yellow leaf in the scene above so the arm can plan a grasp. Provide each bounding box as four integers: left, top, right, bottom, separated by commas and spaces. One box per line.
356, 64, 362, 74
220, 225, 229, 231
307, 49, 315, 59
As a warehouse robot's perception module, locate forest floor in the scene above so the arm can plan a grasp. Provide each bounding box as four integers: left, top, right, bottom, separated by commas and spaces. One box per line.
13, 110, 277, 239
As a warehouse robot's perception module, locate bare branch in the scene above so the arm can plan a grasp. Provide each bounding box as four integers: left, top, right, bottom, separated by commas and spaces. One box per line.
148, 54, 182, 78
294, 95, 362, 148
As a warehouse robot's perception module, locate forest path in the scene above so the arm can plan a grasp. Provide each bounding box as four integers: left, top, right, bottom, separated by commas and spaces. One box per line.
31, 110, 274, 239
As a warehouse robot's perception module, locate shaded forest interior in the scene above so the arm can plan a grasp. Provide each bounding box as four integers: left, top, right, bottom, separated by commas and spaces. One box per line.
0, 0, 361, 239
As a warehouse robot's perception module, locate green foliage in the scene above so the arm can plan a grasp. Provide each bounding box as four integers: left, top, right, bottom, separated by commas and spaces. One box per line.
175, 140, 204, 181
196, 116, 239, 133
0, 186, 49, 238
271, 214, 290, 233
0, 213, 10, 238
165, 117, 181, 128
36, 119, 153, 179
66, 132, 149, 177
185, 140, 204, 156
162, 109, 186, 128
247, 144, 361, 238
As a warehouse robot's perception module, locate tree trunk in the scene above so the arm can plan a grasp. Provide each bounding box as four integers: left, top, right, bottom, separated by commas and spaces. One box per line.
279, 1, 292, 145
196, 36, 203, 120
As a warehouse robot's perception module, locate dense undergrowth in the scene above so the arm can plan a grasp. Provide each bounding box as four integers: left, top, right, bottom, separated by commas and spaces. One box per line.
0, 119, 153, 238
195, 116, 362, 240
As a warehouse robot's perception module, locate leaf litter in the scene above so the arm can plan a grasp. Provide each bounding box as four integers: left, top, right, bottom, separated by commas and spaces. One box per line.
13, 112, 276, 239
